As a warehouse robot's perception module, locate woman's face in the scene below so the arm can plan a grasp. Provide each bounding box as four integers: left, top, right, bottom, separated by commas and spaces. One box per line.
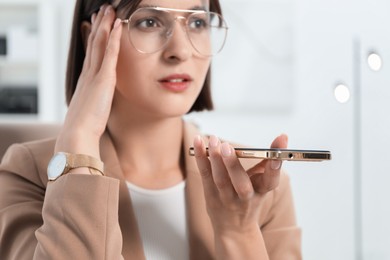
114, 0, 211, 120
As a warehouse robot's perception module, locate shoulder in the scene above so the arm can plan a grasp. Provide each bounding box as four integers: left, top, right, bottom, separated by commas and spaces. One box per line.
0, 138, 56, 188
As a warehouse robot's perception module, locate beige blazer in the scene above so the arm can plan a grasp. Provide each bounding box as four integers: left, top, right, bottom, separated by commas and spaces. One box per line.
0, 122, 301, 259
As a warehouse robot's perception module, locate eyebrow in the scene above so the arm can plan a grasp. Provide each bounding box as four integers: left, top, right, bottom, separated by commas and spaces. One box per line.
137, 4, 207, 11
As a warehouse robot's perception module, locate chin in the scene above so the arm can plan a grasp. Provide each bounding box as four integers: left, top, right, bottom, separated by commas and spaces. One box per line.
159, 103, 194, 118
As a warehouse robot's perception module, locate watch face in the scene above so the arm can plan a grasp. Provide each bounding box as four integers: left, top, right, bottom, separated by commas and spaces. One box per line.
47, 153, 67, 181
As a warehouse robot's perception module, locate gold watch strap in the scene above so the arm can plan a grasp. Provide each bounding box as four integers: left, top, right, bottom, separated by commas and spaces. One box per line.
67, 153, 104, 176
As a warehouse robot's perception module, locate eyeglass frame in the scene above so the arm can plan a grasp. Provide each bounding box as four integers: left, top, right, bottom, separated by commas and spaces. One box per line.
120, 6, 229, 56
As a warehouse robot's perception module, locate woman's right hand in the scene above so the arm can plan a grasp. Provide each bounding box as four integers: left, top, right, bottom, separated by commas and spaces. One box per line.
55, 5, 122, 159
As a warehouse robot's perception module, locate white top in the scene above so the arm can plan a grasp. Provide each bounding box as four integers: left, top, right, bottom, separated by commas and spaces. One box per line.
126, 181, 189, 260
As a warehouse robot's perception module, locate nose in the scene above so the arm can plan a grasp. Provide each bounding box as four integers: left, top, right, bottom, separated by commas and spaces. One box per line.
162, 21, 192, 62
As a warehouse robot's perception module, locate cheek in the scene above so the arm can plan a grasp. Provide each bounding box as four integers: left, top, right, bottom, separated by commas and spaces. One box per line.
116, 39, 145, 91
196, 58, 211, 85
116, 55, 132, 91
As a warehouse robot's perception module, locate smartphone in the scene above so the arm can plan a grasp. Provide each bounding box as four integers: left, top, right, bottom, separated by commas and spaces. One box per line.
189, 147, 331, 161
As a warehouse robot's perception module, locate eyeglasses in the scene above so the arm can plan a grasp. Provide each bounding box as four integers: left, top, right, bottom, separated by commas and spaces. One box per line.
121, 7, 228, 56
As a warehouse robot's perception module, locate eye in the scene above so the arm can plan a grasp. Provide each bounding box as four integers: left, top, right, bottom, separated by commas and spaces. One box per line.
135, 17, 162, 29
188, 16, 209, 30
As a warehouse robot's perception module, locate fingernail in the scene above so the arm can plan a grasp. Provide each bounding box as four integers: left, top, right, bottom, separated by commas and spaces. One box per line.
209, 135, 219, 148
271, 160, 282, 170
280, 133, 288, 143
91, 13, 96, 24
221, 143, 232, 157
114, 18, 121, 28
104, 6, 112, 15
194, 135, 202, 146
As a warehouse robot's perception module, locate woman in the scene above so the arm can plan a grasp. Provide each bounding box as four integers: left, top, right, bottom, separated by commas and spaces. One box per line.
0, 0, 301, 259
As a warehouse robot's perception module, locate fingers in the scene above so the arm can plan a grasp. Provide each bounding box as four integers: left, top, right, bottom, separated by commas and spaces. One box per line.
193, 135, 254, 201
208, 136, 235, 199
270, 133, 288, 149
100, 18, 122, 76
83, 5, 106, 71
219, 142, 255, 200
89, 5, 119, 73
194, 134, 289, 200
59, 4, 122, 152
193, 135, 218, 198
75, 4, 122, 106
252, 134, 288, 194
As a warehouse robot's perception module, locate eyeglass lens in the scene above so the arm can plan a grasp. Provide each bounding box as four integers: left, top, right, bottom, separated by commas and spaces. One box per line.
127, 8, 228, 56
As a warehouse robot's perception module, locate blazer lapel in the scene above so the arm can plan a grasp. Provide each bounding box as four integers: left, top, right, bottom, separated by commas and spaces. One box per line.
183, 122, 215, 260
100, 132, 146, 260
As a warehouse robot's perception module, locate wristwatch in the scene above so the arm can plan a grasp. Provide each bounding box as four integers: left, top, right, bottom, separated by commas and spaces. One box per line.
47, 152, 104, 181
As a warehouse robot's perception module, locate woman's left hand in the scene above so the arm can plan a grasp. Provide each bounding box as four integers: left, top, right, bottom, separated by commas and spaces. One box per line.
193, 134, 288, 235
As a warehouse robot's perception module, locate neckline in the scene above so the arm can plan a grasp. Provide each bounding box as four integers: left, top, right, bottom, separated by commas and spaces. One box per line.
126, 180, 186, 196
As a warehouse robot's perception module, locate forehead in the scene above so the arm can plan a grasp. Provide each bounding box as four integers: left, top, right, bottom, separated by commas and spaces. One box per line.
117, 0, 209, 9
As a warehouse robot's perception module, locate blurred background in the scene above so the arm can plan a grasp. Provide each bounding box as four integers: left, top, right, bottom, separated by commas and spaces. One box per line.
0, 0, 389, 259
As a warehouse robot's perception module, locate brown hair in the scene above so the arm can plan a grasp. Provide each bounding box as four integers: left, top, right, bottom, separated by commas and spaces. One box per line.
65, 0, 222, 112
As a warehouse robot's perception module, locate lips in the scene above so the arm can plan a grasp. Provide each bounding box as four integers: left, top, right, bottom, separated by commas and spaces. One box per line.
158, 74, 192, 92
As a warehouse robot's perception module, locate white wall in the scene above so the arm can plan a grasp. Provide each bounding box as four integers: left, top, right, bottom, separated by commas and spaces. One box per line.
359, 0, 390, 258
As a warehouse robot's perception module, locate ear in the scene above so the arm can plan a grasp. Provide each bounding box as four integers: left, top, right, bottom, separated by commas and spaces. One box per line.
80, 21, 92, 51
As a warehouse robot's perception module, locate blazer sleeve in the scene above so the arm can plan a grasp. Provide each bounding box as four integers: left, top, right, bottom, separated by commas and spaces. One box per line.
261, 172, 302, 260
0, 143, 124, 260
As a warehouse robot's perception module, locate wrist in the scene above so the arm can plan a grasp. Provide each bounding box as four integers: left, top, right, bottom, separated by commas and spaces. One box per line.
67, 167, 104, 176
214, 222, 260, 241
47, 152, 104, 181
55, 128, 101, 159
213, 219, 259, 236
214, 225, 268, 260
